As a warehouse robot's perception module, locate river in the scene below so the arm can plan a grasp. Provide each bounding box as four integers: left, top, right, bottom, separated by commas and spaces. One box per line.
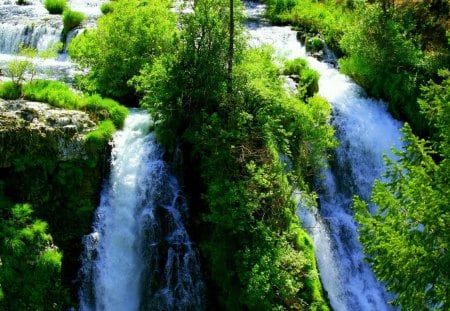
245, 1, 402, 310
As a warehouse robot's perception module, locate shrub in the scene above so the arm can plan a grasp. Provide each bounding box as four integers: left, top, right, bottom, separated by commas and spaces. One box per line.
0, 81, 21, 100
299, 68, 319, 98
62, 10, 85, 38
283, 58, 308, 75
44, 0, 67, 14
100, 2, 114, 15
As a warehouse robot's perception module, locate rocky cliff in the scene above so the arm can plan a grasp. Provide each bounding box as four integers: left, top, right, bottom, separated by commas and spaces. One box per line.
0, 99, 97, 167
0, 98, 111, 304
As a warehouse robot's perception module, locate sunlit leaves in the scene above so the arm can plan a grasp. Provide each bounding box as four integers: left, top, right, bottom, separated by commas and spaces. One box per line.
354, 74, 450, 309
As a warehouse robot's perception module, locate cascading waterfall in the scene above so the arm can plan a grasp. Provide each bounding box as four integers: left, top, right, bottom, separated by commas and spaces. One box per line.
79, 110, 204, 311
246, 1, 403, 310
0, 0, 106, 82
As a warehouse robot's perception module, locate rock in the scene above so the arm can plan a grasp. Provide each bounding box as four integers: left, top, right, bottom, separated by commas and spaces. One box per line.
0, 99, 97, 167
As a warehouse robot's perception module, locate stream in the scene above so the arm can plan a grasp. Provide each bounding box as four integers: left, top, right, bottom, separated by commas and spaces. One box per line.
245, 1, 402, 310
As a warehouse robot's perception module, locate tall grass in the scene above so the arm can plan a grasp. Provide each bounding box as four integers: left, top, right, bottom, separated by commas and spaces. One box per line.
0, 82, 21, 100
19, 80, 128, 129
63, 10, 85, 38
44, 0, 67, 14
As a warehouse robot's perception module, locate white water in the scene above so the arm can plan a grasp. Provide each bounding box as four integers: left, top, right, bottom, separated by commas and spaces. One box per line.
0, 0, 106, 82
79, 110, 204, 311
246, 2, 403, 310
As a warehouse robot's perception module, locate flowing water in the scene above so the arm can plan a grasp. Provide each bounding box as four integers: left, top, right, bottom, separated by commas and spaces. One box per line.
245, 2, 403, 310
0, 0, 106, 82
79, 110, 204, 311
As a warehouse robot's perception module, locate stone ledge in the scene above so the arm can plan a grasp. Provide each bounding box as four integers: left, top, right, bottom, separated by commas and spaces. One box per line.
0, 99, 97, 167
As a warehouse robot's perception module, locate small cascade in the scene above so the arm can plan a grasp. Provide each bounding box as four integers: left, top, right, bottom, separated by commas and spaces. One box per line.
0, 22, 62, 54
245, 1, 403, 310
79, 110, 204, 311
0, 0, 106, 82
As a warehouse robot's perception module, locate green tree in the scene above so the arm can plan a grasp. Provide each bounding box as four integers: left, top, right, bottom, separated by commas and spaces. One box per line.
0, 192, 68, 310
339, 3, 423, 126
354, 72, 450, 310
68, 0, 177, 102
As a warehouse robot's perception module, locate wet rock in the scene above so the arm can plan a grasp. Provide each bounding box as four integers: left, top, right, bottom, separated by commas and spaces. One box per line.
0, 98, 97, 167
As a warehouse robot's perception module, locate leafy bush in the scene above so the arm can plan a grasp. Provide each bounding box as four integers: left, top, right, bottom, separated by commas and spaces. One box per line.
0, 81, 21, 100
5, 59, 36, 88
299, 68, 319, 98
100, 2, 114, 14
44, 0, 67, 14
62, 10, 85, 38
68, 0, 177, 101
265, 0, 353, 52
0, 202, 69, 310
283, 58, 308, 75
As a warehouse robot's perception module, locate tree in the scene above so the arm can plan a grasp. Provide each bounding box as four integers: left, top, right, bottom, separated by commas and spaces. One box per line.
353, 72, 450, 310
0, 192, 68, 310
68, 0, 177, 102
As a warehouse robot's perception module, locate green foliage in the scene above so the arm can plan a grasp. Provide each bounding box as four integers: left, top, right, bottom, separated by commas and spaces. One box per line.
19, 80, 128, 129
136, 4, 335, 303
85, 120, 115, 146
68, 0, 177, 101
354, 73, 450, 309
22, 80, 81, 109
100, 2, 114, 14
44, 0, 67, 14
283, 58, 308, 75
38, 42, 64, 59
305, 37, 324, 52
339, 3, 426, 130
0, 81, 20, 100
82, 94, 128, 128
62, 10, 85, 38
264, 0, 353, 52
0, 199, 68, 310
298, 68, 319, 99
418, 69, 450, 155
5, 59, 36, 88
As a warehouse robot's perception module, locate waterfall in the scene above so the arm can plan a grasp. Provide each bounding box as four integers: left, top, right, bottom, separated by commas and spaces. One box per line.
79, 110, 204, 311
0, 0, 105, 82
245, 2, 403, 310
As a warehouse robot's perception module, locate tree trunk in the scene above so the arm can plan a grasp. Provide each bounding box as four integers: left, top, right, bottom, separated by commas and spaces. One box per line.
227, 0, 234, 96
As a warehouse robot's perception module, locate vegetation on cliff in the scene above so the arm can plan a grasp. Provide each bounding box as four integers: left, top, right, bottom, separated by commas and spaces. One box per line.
0, 70, 127, 309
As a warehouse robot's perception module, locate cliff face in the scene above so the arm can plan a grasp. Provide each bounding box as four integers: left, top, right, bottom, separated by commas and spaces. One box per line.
0, 98, 111, 304
0, 99, 96, 167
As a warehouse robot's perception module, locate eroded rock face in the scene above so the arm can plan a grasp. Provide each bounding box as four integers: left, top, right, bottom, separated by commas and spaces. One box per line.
0, 99, 96, 167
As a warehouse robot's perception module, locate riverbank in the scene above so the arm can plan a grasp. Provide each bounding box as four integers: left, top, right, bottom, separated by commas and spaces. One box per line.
262, 0, 449, 135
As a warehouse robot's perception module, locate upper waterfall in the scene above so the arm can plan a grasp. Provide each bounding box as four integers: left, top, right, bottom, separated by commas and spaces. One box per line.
245, 1, 402, 310
0, 0, 106, 82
